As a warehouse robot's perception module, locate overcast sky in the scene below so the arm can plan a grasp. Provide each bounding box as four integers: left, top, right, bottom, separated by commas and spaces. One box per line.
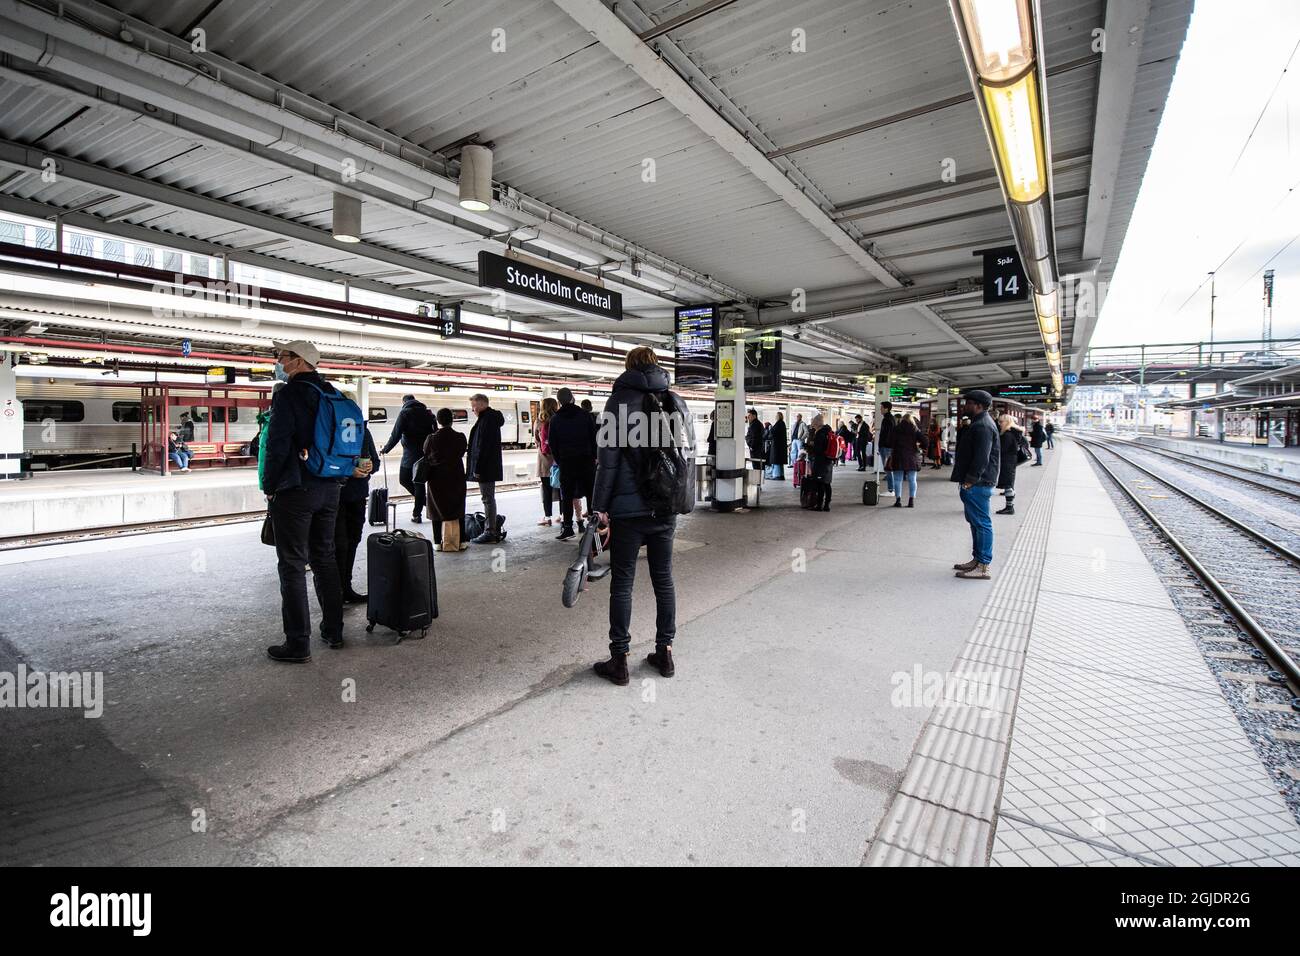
1094, 0, 1300, 348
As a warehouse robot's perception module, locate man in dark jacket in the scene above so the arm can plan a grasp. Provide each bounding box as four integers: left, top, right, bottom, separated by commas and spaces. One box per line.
549, 387, 599, 540
1044, 421, 1055, 449
745, 408, 764, 462
877, 401, 896, 494
767, 413, 788, 481
590, 347, 695, 686
854, 414, 872, 471
336, 426, 379, 603
467, 393, 505, 544
1029, 416, 1047, 465
950, 389, 1000, 580
262, 339, 349, 662
381, 394, 434, 522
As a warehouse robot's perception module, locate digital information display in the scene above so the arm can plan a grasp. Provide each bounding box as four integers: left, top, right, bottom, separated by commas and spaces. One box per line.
993, 382, 1050, 398
980, 245, 1029, 305
743, 339, 782, 393
674, 305, 719, 386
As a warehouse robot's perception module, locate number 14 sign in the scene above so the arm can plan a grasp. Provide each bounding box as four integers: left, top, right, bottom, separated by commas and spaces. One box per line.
980, 245, 1029, 305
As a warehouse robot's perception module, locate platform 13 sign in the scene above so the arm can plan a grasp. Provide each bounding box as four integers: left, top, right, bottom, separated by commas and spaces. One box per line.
981, 246, 1029, 305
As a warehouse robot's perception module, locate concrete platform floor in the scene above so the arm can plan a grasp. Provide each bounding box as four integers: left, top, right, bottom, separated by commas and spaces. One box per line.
0, 460, 1048, 865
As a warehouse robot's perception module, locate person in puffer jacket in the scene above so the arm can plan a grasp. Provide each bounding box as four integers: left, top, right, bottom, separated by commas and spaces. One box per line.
589, 347, 695, 686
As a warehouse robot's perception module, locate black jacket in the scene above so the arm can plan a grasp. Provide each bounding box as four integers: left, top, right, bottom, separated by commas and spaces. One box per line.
997, 427, 1022, 489
808, 424, 835, 481
341, 429, 381, 503
767, 419, 788, 466
950, 409, 1000, 487
467, 406, 505, 483
878, 411, 896, 448
381, 398, 434, 464
745, 418, 764, 460
262, 371, 346, 494
591, 366, 694, 520
547, 402, 597, 460
1030, 421, 1047, 448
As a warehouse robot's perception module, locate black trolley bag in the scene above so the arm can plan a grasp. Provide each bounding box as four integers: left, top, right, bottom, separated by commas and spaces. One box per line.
366, 502, 437, 642
367, 456, 390, 526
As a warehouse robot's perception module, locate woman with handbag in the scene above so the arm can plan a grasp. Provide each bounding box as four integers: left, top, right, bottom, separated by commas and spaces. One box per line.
996, 414, 1026, 516
424, 408, 470, 552
536, 397, 559, 526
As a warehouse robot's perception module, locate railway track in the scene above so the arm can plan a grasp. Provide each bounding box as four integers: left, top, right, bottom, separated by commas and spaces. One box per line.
1091, 435, 1300, 502
1074, 435, 1300, 705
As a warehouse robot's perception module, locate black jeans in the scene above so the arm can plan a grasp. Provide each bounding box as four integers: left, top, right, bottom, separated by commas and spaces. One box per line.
607, 514, 676, 656
558, 455, 595, 528
272, 480, 345, 650
334, 496, 366, 596
398, 459, 426, 519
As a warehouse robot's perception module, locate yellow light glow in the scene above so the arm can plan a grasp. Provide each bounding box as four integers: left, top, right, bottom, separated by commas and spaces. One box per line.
1034, 289, 1058, 317
1037, 312, 1059, 337
983, 72, 1047, 203
958, 0, 1034, 83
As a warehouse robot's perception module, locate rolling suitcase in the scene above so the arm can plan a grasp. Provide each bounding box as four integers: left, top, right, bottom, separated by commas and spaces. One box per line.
365, 502, 437, 642
799, 475, 821, 510
367, 457, 389, 526
862, 479, 879, 506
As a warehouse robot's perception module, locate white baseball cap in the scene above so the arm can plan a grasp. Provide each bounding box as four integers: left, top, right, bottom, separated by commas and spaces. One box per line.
272, 339, 320, 368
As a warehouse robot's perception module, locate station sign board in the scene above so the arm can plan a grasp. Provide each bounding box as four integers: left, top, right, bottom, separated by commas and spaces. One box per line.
674, 305, 719, 386
436, 302, 462, 339
743, 338, 782, 393
979, 245, 1029, 305
993, 382, 1051, 399
478, 250, 621, 321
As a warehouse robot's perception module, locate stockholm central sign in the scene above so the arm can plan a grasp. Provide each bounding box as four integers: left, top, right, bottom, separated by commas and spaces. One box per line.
478, 251, 622, 321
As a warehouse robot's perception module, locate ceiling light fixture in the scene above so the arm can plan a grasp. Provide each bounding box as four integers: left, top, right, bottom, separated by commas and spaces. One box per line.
332, 192, 362, 244
458, 145, 494, 212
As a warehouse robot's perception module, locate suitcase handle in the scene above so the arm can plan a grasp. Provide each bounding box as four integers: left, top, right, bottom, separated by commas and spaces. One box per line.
387, 500, 397, 534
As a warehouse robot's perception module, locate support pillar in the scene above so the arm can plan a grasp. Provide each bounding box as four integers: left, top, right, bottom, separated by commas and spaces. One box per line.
0, 356, 21, 479
711, 343, 747, 512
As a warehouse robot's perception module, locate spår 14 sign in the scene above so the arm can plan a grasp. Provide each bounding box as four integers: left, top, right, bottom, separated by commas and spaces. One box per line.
980, 245, 1029, 305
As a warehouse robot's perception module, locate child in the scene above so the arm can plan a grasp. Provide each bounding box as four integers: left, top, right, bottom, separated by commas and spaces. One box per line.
792, 449, 808, 488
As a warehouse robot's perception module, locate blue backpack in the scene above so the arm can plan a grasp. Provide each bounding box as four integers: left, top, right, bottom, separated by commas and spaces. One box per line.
301, 380, 365, 479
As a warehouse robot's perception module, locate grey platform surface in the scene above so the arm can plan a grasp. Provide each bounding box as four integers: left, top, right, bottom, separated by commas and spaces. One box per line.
0, 460, 1044, 865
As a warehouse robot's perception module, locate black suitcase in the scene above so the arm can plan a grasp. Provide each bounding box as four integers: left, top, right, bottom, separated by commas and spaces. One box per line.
862, 479, 879, 506
365, 503, 437, 642
367, 458, 390, 526
800, 476, 821, 510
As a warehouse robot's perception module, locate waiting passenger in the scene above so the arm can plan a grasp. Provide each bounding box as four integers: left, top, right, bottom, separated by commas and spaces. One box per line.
535, 396, 559, 527
1045, 421, 1055, 449
1030, 416, 1047, 466
177, 412, 196, 443
549, 387, 598, 541
767, 412, 787, 480
996, 414, 1026, 516
336, 425, 380, 603
589, 346, 694, 686
854, 414, 872, 471
889, 412, 924, 509
745, 408, 764, 462
927, 417, 943, 469
877, 401, 896, 496
262, 340, 348, 662
381, 394, 435, 523
790, 413, 807, 465
951, 390, 1000, 580
425, 408, 470, 552
466, 393, 505, 544
808, 413, 835, 511
168, 432, 192, 472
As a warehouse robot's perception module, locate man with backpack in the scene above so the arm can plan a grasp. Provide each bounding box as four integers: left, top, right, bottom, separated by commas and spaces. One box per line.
381, 394, 435, 522
589, 347, 695, 686
262, 340, 364, 662
1029, 416, 1047, 466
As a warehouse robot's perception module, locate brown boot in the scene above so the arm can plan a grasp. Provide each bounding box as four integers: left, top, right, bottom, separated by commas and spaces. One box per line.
646, 645, 675, 678
593, 652, 629, 686
953, 558, 979, 571
955, 563, 991, 579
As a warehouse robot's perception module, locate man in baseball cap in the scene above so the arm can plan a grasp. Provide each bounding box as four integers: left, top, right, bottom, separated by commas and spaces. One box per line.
262, 338, 348, 662
950, 389, 1000, 579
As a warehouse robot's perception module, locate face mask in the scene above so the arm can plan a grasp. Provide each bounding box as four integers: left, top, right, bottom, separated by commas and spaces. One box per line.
273, 362, 289, 383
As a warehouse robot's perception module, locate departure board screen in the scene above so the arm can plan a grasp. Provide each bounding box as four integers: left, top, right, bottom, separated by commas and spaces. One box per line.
674, 305, 719, 386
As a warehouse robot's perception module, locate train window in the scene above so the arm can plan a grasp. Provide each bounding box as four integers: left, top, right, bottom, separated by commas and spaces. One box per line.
23, 400, 85, 423
368, 407, 388, 423
111, 401, 141, 423
188, 406, 237, 424
451, 409, 469, 423
520, 410, 531, 424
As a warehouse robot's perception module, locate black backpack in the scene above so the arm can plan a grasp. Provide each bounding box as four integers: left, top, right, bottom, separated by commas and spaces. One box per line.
637, 390, 691, 518
1016, 431, 1032, 464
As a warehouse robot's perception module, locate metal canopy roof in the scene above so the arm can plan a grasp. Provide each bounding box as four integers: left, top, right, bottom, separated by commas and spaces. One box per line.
0, 0, 1192, 391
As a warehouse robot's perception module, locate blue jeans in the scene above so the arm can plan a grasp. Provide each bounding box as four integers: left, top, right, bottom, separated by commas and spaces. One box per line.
878, 447, 892, 491
789, 438, 802, 464
891, 470, 918, 500
170, 451, 190, 470
1034, 446, 1043, 465
959, 485, 994, 565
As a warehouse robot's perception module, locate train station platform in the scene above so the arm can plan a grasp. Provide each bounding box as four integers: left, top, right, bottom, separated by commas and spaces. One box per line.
2, 442, 1297, 866
1132, 434, 1300, 481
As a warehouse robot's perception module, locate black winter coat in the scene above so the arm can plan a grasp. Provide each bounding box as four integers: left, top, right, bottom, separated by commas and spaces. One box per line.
467, 407, 505, 482
887, 419, 923, 472
877, 411, 896, 449
809, 424, 835, 481
547, 402, 597, 460
745, 418, 764, 460
998, 427, 1022, 490
591, 366, 695, 520
424, 426, 468, 520
767, 419, 788, 466
382, 398, 434, 465
950, 410, 1000, 487
1030, 421, 1047, 448
262, 370, 345, 494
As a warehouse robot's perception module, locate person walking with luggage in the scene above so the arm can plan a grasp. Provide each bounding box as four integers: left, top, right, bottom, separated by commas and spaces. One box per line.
263, 340, 357, 662
790, 413, 807, 465
336, 424, 379, 603
1029, 415, 1047, 466
425, 407, 469, 552
466, 394, 505, 544
889, 412, 924, 508
549, 387, 599, 541
535, 396, 558, 527
1045, 420, 1055, 449
808, 413, 835, 511
876, 400, 897, 496
766, 412, 788, 481
589, 346, 694, 686
381, 394, 435, 523
996, 414, 1026, 516
951, 390, 1000, 580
